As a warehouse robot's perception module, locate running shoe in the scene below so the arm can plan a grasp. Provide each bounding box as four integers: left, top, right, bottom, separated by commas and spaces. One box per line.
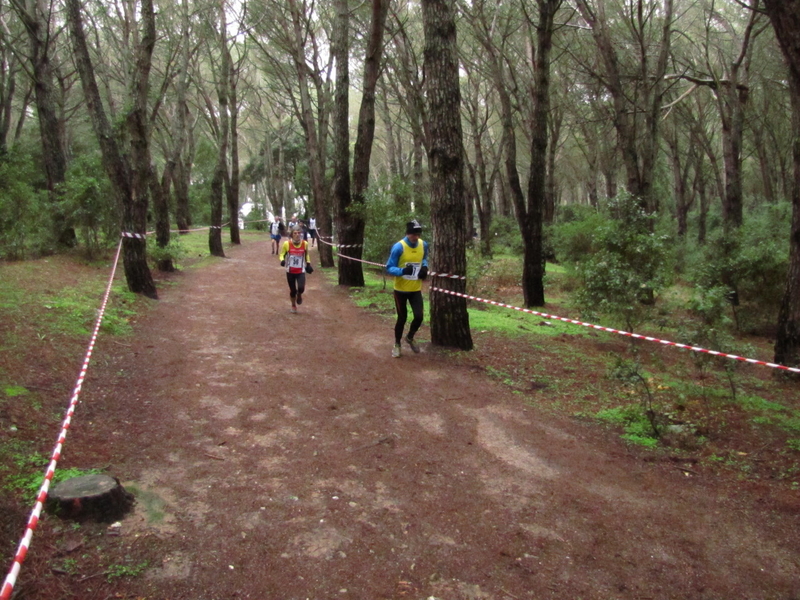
405, 336, 420, 354
392, 344, 401, 358
291, 306, 297, 314
297, 293, 303, 305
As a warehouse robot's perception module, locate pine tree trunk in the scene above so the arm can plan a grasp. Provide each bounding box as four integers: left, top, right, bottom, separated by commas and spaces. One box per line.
15, 0, 72, 246
523, 0, 559, 308
151, 165, 174, 272
423, 0, 472, 351
228, 65, 241, 245
209, 0, 228, 258
65, 0, 156, 298
765, 0, 800, 370
332, 0, 357, 285
288, 0, 333, 268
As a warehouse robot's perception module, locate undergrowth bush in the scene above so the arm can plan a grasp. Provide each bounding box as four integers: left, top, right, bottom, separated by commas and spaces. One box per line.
363, 176, 429, 265
488, 215, 523, 255
0, 151, 51, 259
58, 153, 119, 259
691, 203, 789, 334
549, 205, 605, 264
147, 237, 187, 270
573, 194, 672, 331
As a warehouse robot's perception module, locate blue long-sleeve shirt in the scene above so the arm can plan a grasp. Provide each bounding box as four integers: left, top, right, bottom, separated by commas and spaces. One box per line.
385, 236, 429, 276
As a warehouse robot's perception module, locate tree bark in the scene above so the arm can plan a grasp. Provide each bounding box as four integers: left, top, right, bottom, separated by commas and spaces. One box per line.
14, 0, 72, 246
288, 0, 333, 267
545, 107, 561, 224
65, 0, 156, 298
227, 53, 241, 245
47, 474, 134, 521
423, 0, 472, 351
174, 0, 192, 234
339, 0, 390, 287
764, 0, 800, 369
208, 0, 229, 258
574, 0, 674, 215
522, 0, 560, 307
331, 0, 355, 284
151, 164, 174, 272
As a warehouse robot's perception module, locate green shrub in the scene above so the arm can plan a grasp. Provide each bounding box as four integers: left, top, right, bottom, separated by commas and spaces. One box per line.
147, 237, 187, 269
596, 405, 659, 448
58, 153, 119, 258
691, 204, 789, 334
550, 206, 606, 264
487, 215, 523, 255
362, 176, 429, 265
574, 194, 671, 330
0, 151, 51, 259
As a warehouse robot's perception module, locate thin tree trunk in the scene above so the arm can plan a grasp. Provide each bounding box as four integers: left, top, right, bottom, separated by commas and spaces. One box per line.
545, 108, 561, 224
574, 0, 674, 215
151, 165, 174, 271
0, 53, 20, 153
752, 122, 777, 204
209, 0, 228, 258
344, 0, 389, 286
174, 0, 192, 233
694, 159, 709, 245
227, 57, 240, 245
288, 0, 333, 267
522, 0, 560, 307
15, 0, 72, 245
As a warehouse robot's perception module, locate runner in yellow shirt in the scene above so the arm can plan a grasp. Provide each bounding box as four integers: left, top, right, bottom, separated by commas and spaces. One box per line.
385, 220, 429, 358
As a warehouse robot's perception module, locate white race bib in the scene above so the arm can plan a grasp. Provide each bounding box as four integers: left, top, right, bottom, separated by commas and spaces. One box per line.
402, 262, 421, 280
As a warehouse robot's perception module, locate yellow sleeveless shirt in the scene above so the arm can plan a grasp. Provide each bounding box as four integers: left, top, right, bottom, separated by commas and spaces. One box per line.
394, 238, 425, 292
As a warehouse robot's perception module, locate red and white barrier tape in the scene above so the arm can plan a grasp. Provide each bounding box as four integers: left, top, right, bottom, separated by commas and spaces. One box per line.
316, 236, 363, 250
325, 244, 465, 281
0, 240, 124, 600
143, 223, 232, 236
431, 286, 800, 374
121, 231, 146, 240
333, 249, 385, 268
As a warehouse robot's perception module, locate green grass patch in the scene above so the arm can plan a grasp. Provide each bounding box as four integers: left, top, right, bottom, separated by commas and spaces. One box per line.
3, 385, 29, 398
123, 484, 166, 524
0, 439, 102, 503
596, 405, 659, 448
106, 559, 149, 581
467, 303, 591, 339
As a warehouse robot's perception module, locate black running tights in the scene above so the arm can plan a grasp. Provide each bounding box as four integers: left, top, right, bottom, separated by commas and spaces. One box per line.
394, 290, 423, 344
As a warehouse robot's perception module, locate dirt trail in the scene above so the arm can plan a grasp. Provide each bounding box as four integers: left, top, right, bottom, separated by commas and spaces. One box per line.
61, 237, 799, 599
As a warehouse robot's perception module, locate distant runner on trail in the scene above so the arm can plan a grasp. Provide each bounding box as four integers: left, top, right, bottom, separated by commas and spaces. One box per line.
279, 225, 314, 314
385, 219, 429, 358
270, 216, 284, 255
308, 217, 317, 247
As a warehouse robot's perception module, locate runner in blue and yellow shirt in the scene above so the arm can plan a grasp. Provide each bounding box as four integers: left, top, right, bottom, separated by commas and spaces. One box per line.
385, 220, 429, 358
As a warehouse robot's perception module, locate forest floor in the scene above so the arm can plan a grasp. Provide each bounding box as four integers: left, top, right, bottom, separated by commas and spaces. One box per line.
1, 235, 799, 600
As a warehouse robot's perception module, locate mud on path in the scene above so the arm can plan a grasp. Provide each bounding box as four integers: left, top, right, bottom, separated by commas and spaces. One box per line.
50, 237, 800, 599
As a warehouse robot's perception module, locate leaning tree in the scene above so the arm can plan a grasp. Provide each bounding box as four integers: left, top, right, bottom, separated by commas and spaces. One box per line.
65, 0, 157, 298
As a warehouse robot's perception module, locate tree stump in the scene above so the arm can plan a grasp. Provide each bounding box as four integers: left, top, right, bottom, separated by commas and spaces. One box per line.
47, 474, 134, 521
